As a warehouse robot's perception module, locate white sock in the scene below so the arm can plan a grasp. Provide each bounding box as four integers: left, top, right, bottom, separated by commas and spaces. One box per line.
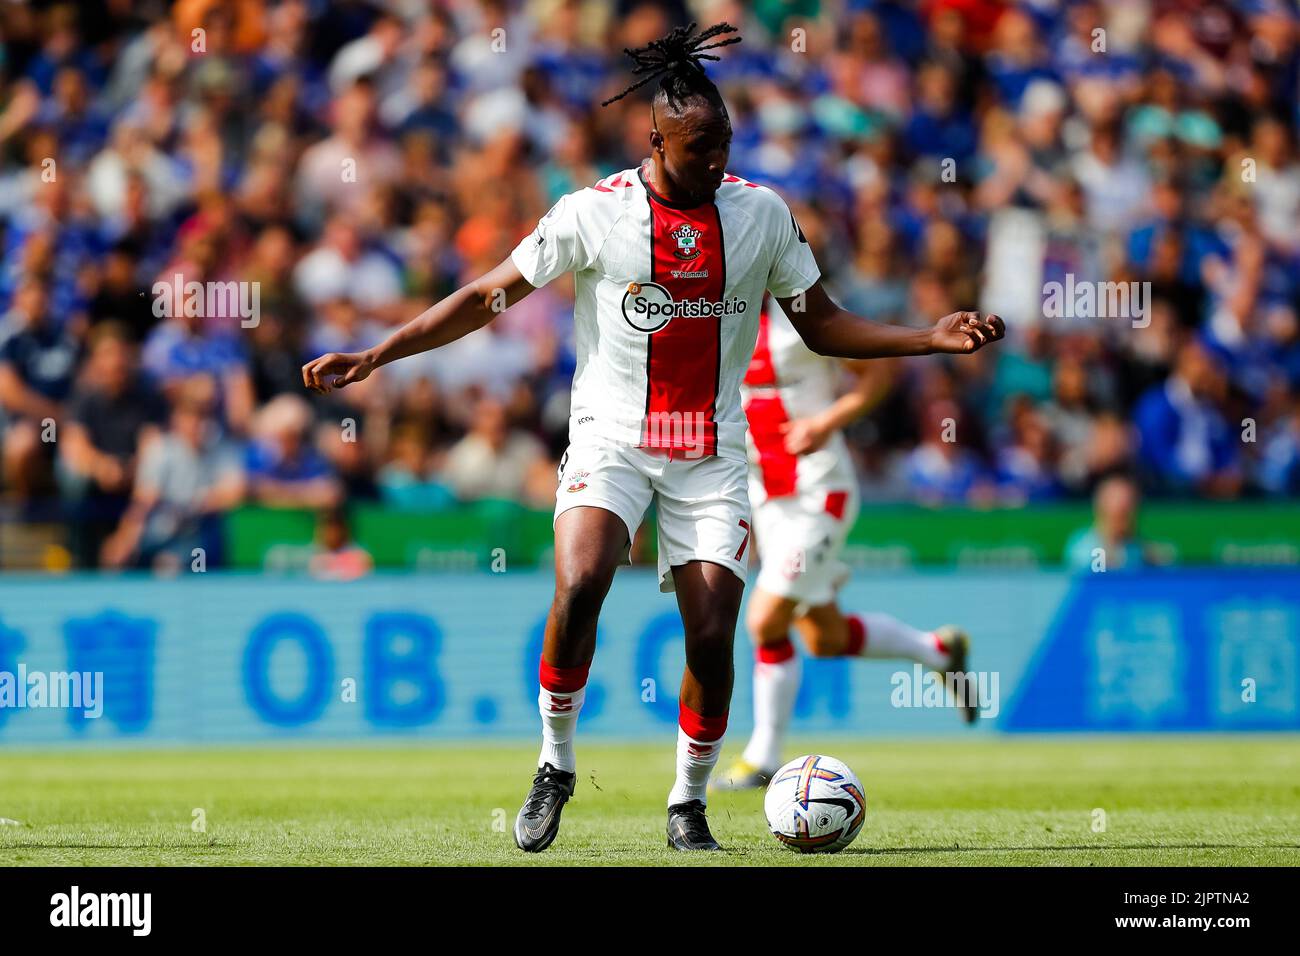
742, 641, 801, 772
850, 613, 948, 669
668, 707, 727, 807
537, 683, 585, 773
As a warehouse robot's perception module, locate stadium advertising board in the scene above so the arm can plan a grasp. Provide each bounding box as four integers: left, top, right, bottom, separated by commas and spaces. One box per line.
0, 570, 1295, 744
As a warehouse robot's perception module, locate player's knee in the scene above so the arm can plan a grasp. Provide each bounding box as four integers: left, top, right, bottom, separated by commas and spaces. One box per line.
684, 615, 735, 675
746, 603, 788, 646
550, 568, 613, 631
685, 643, 732, 686
690, 616, 733, 647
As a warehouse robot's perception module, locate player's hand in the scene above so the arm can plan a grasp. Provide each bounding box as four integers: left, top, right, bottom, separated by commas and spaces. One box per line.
781, 417, 831, 455
302, 351, 375, 393
927, 312, 1005, 355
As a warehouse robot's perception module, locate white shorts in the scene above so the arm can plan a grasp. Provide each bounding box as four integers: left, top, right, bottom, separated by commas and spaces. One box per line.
752, 484, 859, 607
555, 440, 751, 593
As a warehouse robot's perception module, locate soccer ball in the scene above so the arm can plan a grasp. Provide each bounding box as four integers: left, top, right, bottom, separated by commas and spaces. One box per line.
764, 754, 867, 853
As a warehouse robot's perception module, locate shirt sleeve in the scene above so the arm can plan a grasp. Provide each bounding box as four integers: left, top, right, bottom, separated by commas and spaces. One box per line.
764, 193, 821, 298
510, 190, 599, 288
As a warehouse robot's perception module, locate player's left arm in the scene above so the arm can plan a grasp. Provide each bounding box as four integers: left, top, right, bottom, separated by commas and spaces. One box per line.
776, 281, 1004, 359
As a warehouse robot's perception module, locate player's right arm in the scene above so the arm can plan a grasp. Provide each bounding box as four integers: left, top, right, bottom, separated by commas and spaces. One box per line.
305, 187, 609, 393
302, 256, 535, 393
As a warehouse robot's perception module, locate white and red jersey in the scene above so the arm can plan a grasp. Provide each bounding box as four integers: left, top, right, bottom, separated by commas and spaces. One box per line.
510, 164, 820, 462
741, 298, 857, 509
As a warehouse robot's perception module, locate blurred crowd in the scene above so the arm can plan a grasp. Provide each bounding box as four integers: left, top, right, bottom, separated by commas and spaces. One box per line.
2, 0, 1300, 570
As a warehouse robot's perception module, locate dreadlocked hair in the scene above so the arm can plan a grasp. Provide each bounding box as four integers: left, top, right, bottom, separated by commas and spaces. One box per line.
600, 21, 741, 109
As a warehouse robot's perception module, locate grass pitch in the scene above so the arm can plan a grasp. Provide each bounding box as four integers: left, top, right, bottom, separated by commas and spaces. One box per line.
1, 736, 1297, 866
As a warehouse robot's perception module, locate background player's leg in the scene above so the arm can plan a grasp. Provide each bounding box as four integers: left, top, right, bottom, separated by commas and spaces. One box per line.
796, 605, 948, 669
795, 606, 975, 722
738, 588, 801, 776
536, 505, 630, 771
668, 560, 745, 808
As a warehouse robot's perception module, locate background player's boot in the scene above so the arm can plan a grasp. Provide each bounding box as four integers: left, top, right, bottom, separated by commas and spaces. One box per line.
934, 625, 978, 724
709, 758, 773, 792
667, 799, 722, 850
514, 762, 576, 852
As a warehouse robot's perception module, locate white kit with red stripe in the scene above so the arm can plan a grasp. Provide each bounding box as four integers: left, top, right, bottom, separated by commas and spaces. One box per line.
741, 299, 860, 606
510, 165, 821, 593
741, 298, 857, 508
511, 164, 820, 462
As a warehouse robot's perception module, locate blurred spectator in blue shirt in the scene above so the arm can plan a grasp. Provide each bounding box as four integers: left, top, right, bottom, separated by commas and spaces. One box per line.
0, 278, 78, 502
141, 306, 255, 435
984, 7, 1057, 109
1135, 340, 1242, 497
39, 68, 110, 166
245, 394, 342, 510
904, 61, 978, 164
1259, 398, 1300, 496
904, 399, 996, 506
995, 400, 1063, 503
0, 277, 78, 411
23, 4, 106, 97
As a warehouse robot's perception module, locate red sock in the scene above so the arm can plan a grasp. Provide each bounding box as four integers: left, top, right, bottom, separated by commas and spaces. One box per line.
537, 659, 590, 772
539, 659, 589, 693
844, 615, 866, 656
757, 638, 795, 664
678, 701, 728, 742
670, 702, 728, 805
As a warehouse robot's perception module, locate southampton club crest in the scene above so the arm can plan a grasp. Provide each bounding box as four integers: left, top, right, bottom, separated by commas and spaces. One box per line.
565, 469, 589, 493
671, 222, 702, 260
